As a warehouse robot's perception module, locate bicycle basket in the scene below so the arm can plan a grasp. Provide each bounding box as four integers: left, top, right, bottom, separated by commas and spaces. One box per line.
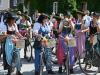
92, 35, 97, 45
0, 34, 5, 42
68, 38, 76, 47
16, 40, 25, 48
47, 38, 56, 48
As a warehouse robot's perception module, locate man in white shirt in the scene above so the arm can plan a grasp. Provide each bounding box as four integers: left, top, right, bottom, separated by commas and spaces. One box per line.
83, 10, 92, 21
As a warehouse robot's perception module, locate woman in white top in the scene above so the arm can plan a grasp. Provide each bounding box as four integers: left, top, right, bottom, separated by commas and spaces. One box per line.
33, 14, 55, 75
3, 13, 24, 75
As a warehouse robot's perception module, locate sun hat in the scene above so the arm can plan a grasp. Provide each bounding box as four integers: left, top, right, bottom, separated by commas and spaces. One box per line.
53, 14, 62, 20
7, 12, 18, 19
17, 11, 21, 15
76, 10, 85, 16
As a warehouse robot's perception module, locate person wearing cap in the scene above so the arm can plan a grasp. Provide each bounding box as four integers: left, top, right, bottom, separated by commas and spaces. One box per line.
3, 13, 24, 75
17, 13, 31, 59
33, 14, 55, 75
75, 10, 89, 60
83, 10, 91, 21
57, 17, 75, 74
84, 12, 100, 70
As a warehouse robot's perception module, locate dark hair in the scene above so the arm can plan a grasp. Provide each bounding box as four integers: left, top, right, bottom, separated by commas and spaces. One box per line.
37, 14, 47, 23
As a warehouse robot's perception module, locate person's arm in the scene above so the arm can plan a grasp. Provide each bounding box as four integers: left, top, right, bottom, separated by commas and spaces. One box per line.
26, 20, 31, 30
81, 20, 90, 32
13, 23, 23, 38
69, 19, 75, 31
97, 23, 100, 32
33, 23, 42, 38
58, 22, 63, 33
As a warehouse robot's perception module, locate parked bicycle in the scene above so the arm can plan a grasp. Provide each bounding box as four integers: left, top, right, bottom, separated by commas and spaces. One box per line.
79, 33, 100, 75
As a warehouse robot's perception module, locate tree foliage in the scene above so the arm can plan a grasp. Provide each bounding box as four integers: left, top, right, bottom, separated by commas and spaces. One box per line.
76, 0, 100, 11
24, 0, 77, 16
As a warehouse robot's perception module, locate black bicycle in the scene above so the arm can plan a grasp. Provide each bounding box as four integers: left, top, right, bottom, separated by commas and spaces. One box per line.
79, 33, 100, 75
20, 29, 34, 62
39, 37, 56, 75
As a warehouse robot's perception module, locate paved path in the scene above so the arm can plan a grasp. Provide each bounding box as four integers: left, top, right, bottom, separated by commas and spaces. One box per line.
0, 48, 100, 75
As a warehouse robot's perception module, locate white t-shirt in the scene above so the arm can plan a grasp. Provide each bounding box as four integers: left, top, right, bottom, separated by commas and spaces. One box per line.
84, 19, 91, 27
83, 15, 92, 21
3, 23, 18, 32
16, 19, 31, 26
33, 22, 51, 33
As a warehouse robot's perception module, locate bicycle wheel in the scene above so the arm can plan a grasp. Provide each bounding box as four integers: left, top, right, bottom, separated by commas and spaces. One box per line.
32, 47, 35, 61
11, 51, 18, 75
79, 50, 100, 75
65, 50, 70, 75
39, 52, 44, 75
26, 40, 32, 62
74, 48, 79, 65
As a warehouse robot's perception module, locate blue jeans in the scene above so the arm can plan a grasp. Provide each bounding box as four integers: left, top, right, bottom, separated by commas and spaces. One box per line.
34, 49, 41, 72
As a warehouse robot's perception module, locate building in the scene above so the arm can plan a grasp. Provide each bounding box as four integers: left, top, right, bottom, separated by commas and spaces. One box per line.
0, 0, 20, 11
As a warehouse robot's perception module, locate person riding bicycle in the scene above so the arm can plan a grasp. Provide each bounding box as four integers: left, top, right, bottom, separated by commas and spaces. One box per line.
57, 10, 75, 74
3, 12, 24, 75
16, 13, 31, 59
33, 14, 55, 75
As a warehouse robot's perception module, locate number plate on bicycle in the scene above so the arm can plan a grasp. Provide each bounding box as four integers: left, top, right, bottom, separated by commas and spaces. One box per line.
93, 35, 97, 45
16, 40, 25, 48
47, 38, 56, 47
68, 38, 76, 47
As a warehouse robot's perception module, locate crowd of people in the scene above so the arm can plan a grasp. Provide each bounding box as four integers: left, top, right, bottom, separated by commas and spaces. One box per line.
0, 9, 100, 75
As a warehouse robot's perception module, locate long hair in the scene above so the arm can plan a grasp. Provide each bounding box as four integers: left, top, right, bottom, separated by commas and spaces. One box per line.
37, 14, 47, 24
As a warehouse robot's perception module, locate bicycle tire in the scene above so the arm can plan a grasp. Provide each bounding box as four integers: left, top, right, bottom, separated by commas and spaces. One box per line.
31, 47, 35, 61
39, 52, 44, 75
11, 51, 18, 75
79, 50, 100, 75
66, 50, 70, 75
26, 40, 32, 62
74, 48, 79, 65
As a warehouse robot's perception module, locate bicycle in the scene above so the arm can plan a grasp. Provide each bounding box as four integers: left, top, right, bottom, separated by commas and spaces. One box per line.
39, 37, 56, 75
59, 35, 76, 75
79, 33, 100, 75
19, 28, 33, 62
10, 38, 25, 75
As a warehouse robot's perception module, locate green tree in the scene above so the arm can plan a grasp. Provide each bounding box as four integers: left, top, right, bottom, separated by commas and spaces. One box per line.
76, 0, 100, 11
24, 0, 77, 16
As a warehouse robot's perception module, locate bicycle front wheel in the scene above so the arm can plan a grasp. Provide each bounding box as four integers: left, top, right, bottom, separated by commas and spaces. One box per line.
26, 40, 32, 62
65, 50, 70, 75
39, 52, 44, 75
79, 50, 100, 75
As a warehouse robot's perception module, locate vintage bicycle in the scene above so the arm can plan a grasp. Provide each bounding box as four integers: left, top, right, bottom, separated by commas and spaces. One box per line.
79, 33, 100, 75
39, 37, 56, 75
59, 35, 76, 75
11, 37, 25, 75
